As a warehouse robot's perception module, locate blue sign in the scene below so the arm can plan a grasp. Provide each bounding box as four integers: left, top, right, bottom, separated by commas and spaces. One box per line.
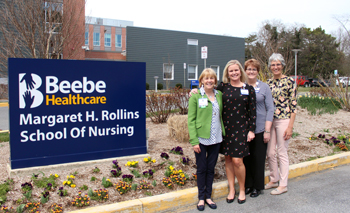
8, 58, 146, 169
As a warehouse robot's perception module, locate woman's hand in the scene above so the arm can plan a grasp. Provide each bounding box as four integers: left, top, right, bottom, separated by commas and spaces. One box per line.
263, 132, 270, 143
189, 88, 199, 97
193, 144, 201, 153
283, 126, 293, 140
247, 131, 255, 142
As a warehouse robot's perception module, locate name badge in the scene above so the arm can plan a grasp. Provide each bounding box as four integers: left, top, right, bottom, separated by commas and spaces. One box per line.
240, 89, 249, 95
199, 98, 208, 108
255, 88, 260, 93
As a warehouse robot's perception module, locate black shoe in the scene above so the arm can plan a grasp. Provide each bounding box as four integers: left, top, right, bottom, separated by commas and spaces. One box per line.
226, 195, 235, 203
250, 189, 261, 198
205, 200, 217, 209
238, 198, 246, 204
197, 202, 205, 211
245, 187, 253, 194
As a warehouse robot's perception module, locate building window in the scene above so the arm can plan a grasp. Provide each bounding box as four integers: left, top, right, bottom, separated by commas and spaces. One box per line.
210, 65, 220, 80
85, 32, 89, 46
105, 33, 111, 47
187, 39, 198, 45
188, 65, 197, 80
93, 32, 100, 46
43, 1, 63, 34
163, 63, 174, 80
115, 34, 122, 47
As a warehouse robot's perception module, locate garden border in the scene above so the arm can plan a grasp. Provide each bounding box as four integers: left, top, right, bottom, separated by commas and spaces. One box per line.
67, 152, 350, 213
7, 154, 150, 178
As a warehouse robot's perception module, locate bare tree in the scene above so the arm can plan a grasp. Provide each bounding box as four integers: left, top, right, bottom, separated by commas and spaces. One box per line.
333, 14, 350, 76
246, 20, 303, 79
0, 0, 85, 77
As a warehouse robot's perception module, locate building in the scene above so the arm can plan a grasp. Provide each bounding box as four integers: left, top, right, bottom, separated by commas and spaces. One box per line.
0, 0, 85, 76
126, 26, 245, 89
84, 17, 133, 61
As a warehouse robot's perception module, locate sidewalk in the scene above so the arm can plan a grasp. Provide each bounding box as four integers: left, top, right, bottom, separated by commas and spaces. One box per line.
69, 152, 350, 213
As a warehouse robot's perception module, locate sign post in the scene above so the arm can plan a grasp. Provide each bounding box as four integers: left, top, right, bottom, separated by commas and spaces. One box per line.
201, 46, 208, 68
183, 63, 186, 88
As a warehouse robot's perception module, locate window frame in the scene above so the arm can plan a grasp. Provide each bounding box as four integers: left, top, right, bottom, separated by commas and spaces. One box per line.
93, 32, 100, 46
163, 63, 174, 80
104, 33, 111, 47
115, 34, 122, 47
85, 32, 89, 46
188, 64, 198, 80
210, 65, 220, 81
43, 1, 63, 34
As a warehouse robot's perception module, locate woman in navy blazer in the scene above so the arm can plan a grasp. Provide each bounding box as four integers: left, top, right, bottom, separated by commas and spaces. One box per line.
188, 68, 225, 211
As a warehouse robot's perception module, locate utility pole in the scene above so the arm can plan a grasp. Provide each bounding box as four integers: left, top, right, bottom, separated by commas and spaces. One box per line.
292, 49, 301, 89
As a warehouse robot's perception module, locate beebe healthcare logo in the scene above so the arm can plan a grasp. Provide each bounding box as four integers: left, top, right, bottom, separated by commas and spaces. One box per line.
19, 73, 107, 109
19, 73, 44, 109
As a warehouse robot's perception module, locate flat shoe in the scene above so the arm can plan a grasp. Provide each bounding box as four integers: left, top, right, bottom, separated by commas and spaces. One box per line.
205, 200, 217, 209
270, 187, 288, 195
226, 195, 235, 203
197, 204, 205, 211
237, 198, 246, 204
245, 187, 253, 194
250, 189, 261, 198
265, 182, 278, 190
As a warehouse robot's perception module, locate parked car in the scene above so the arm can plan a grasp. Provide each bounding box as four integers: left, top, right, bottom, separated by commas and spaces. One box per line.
310, 79, 330, 87
290, 75, 311, 87
335, 77, 350, 87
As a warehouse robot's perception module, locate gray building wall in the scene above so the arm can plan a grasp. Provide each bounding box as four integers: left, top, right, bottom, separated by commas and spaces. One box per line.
126, 26, 245, 90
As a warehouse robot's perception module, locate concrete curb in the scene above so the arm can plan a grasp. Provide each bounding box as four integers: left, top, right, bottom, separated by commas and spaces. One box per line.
68, 151, 350, 213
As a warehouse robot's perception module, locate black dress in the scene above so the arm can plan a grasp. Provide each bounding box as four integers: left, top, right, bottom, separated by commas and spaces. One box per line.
217, 82, 256, 158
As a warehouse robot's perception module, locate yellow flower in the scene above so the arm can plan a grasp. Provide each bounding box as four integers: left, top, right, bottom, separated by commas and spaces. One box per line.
55, 174, 59, 178
71, 184, 76, 188
70, 175, 75, 179
67, 181, 71, 185
63, 181, 67, 185
178, 169, 183, 173
107, 179, 111, 182
151, 159, 156, 163
143, 158, 148, 162
169, 166, 174, 171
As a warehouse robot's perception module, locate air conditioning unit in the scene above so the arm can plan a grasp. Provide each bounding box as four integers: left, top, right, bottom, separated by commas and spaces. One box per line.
121, 50, 126, 56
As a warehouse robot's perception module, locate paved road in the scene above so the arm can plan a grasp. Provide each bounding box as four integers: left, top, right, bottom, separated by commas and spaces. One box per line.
183, 164, 350, 213
0, 105, 8, 131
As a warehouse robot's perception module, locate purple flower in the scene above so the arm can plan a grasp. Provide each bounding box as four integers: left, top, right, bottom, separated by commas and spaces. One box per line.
160, 152, 169, 159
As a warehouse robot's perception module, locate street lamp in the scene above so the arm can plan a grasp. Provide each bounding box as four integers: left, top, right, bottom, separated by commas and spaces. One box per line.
292, 49, 301, 89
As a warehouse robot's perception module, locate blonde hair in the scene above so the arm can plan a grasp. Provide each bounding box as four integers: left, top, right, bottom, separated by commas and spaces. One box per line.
198, 68, 218, 87
222, 60, 247, 83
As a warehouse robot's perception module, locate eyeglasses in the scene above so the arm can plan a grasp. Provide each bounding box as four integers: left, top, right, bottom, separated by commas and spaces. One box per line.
271, 64, 282, 67
246, 68, 257, 72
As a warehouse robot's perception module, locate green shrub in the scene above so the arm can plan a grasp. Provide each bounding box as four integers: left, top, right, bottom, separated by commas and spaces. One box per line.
157, 83, 163, 90
297, 94, 341, 115
146, 83, 150, 90
175, 83, 182, 89
0, 132, 9, 143
0, 179, 13, 205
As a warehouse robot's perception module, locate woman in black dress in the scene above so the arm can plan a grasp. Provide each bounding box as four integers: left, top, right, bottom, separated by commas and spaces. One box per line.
217, 60, 256, 204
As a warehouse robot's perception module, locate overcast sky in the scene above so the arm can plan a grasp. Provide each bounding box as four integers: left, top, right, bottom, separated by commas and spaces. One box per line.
85, 0, 349, 38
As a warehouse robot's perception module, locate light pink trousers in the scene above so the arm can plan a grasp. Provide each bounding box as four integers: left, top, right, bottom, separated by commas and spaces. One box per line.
267, 119, 290, 187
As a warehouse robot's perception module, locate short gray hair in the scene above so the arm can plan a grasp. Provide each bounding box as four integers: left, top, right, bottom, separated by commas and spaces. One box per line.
268, 53, 286, 68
